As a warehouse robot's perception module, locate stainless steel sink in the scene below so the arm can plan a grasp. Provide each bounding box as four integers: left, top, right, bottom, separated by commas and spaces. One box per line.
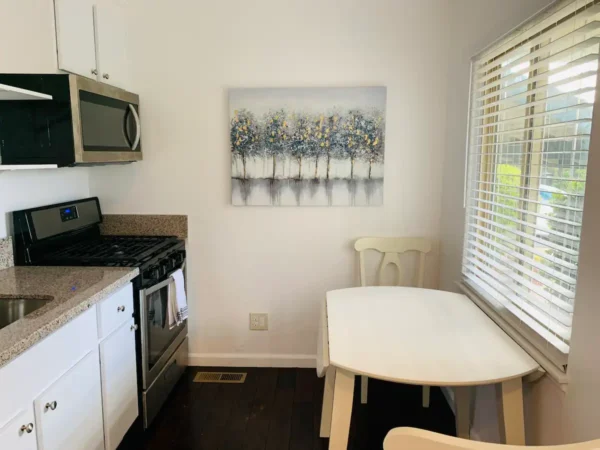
0, 297, 53, 331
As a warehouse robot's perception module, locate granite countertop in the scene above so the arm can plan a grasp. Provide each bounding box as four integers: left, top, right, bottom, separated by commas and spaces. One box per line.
0, 266, 138, 368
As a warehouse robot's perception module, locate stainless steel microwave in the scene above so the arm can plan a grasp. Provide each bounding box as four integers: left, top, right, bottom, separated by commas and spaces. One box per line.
0, 74, 142, 166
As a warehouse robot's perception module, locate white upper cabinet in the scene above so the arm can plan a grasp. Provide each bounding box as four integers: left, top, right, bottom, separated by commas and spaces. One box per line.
54, 0, 97, 80
53, 1, 132, 91
93, 4, 131, 91
34, 351, 105, 450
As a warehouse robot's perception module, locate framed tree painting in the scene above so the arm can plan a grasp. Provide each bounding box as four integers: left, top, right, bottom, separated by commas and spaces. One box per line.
229, 87, 386, 206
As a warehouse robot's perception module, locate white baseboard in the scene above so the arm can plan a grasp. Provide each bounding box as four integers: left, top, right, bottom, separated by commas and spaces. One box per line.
188, 352, 316, 368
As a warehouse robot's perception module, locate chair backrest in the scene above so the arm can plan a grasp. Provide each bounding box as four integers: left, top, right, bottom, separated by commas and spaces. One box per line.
354, 237, 432, 288
384, 428, 600, 450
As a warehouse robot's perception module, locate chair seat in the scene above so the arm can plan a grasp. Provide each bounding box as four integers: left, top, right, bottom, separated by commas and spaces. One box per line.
384, 428, 600, 450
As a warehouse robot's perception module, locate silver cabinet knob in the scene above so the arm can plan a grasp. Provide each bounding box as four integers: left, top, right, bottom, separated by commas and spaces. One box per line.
131, 324, 138, 331
91, 69, 98, 75
20, 423, 34, 434
45, 401, 58, 411
103, 73, 110, 79
117, 305, 126, 312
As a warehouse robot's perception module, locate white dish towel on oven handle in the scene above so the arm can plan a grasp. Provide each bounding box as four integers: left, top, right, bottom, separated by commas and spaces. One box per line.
168, 268, 188, 329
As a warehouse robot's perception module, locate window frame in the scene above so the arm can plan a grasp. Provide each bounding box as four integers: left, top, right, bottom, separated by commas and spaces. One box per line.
460, 0, 600, 384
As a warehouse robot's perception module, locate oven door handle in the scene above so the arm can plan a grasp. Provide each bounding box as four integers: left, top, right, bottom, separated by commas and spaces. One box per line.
142, 265, 185, 297
142, 276, 174, 297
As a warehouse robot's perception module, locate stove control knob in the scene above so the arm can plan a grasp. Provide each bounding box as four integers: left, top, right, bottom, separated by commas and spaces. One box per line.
144, 266, 159, 280
160, 261, 170, 276
174, 251, 185, 265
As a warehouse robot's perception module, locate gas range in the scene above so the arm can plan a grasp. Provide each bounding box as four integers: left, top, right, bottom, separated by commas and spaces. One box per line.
11, 197, 188, 430
28, 233, 185, 290
12, 198, 185, 288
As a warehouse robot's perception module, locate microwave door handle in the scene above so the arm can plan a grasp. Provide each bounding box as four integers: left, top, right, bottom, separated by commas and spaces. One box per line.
129, 104, 141, 150
123, 107, 133, 148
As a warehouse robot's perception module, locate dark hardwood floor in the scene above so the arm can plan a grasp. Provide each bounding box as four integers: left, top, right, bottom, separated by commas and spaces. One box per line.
131, 367, 456, 450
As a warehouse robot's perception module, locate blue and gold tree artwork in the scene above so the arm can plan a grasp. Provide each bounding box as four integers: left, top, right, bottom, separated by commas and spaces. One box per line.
230, 87, 386, 206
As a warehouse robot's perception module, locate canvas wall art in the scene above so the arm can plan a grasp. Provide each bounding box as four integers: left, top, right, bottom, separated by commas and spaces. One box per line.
230, 87, 386, 206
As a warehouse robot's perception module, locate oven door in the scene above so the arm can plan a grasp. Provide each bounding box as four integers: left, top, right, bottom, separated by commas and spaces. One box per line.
139, 272, 187, 390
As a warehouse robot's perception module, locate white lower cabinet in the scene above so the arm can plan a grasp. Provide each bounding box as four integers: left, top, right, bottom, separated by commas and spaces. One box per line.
0, 284, 138, 450
35, 350, 104, 450
0, 407, 37, 450
100, 318, 139, 450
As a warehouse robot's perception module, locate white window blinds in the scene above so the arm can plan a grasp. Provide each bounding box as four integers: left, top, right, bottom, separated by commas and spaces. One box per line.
463, 0, 600, 368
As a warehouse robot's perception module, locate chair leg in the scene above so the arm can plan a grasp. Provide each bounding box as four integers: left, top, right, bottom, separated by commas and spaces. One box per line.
330, 368, 355, 450
422, 385, 430, 408
320, 366, 336, 438
361, 375, 368, 404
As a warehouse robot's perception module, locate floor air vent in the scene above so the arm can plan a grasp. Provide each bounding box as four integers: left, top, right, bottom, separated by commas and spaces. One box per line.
193, 372, 247, 384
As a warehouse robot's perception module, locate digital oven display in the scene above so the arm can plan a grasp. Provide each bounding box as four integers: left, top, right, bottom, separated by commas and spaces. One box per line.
60, 206, 79, 222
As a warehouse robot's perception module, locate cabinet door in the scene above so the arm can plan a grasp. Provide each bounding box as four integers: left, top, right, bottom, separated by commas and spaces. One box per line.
93, 4, 131, 90
54, 0, 97, 79
35, 351, 104, 450
100, 318, 139, 450
0, 408, 37, 450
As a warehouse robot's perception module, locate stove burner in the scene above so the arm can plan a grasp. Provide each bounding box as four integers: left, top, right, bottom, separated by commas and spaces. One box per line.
41, 235, 180, 267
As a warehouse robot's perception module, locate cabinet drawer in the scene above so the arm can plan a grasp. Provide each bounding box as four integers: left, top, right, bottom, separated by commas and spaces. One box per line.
97, 283, 134, 339
0, 307, 97, 428
0, 407, 37, 450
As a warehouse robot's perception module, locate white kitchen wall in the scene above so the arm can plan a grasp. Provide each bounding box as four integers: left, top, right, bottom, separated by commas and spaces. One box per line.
7, 0, 600, 444
88, 0, 451, 366
0, 0, 90, 237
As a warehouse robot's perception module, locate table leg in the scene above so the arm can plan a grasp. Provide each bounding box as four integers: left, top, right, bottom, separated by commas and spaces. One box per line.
329, 368, 354, 450
320, 366, 336, 438
361, 375, 368, 404
454, 387, 471, 439
499, 377, 525, 445
422, 386, 431, 408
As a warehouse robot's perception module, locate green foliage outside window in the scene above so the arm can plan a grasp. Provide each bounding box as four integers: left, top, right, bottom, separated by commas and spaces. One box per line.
495, 164, 521, 227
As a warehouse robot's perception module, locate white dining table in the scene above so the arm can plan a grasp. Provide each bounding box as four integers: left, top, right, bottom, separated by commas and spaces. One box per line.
317, 286, 540, 450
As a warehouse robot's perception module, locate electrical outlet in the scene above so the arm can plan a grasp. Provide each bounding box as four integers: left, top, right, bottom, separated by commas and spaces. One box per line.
250, 313, 268, 331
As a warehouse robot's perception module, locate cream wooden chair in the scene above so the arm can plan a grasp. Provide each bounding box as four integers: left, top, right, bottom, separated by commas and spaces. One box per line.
384, 428, 600, 450
354, 237, 433, 407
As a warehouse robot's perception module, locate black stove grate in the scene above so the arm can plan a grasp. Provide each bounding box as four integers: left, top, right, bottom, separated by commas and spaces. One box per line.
42, 235, 177, 266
